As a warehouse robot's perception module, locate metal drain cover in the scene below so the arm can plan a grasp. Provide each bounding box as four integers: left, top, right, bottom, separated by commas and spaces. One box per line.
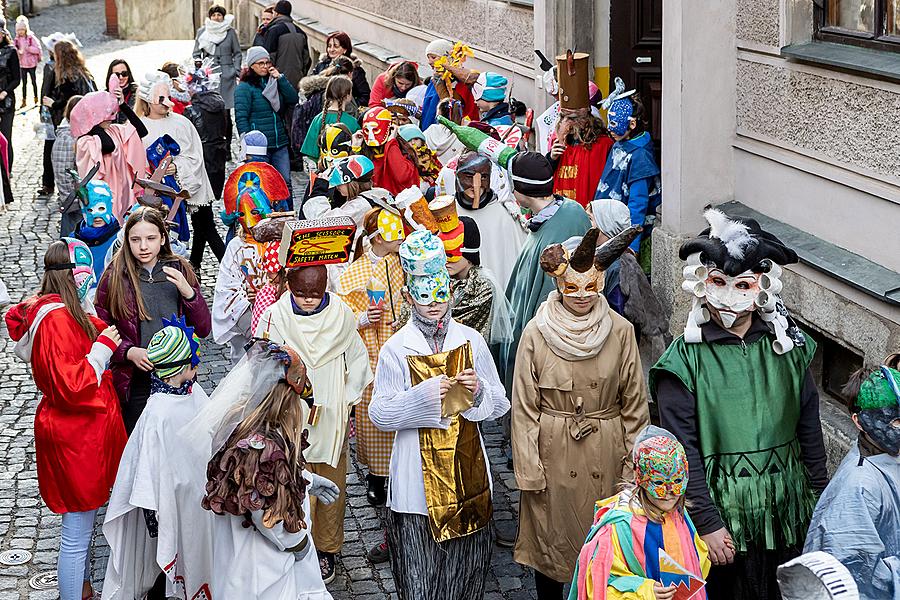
0, 549, 32, 565
29, 571, 57, 590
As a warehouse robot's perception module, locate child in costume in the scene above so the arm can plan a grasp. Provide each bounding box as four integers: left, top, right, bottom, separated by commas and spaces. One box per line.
102, 316, 211, 600
359, 106, 420, 195
213, 161, 284, 365
512, 227, 649, 599
71, 89, 149, 221
250, 240, 287, 334
7, 240, 127, 600
804, 366, 900, 600
420, 39, 480, 129
71, 179, 120, 288
473, 72, 513, 127
337, 206, 406, 562
569, 425, 710, 600
650, 209, 828, 600
300, 75, 359, 162
595, 78, 661, 270
255, 220, 373, 583
96, 207, 210, 433
397, 123, 442, 185
368, 230, 510, 600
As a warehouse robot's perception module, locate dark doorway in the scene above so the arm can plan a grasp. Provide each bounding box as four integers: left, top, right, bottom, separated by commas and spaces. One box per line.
610, 0, 663, 161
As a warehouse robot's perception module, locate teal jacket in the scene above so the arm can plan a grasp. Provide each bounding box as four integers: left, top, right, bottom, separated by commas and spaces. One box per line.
233, 75, 299, 149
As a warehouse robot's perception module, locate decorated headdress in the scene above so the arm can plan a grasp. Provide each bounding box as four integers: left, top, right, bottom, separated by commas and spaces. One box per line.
540, 226, 641, 297
384, 98, 422, 122
399, 230, 450, 305
326, 155, 374, 188
679, 208, 803, 353
845, 366, 900, 455
320, 124, 352, 166
555, 50, 590, 111
76, 179, 116, 227
278, 217, 357, 269
428, 195, 465, 263
222, 162, 288, 234
68, 91, 119, 138
137, 71, 174, 107
361, 106, 393, 147
41, 32, 82, 52
178, 56, 221, 95
632, 425, 689, 500
395, 186, 440, 234
59, 237, 95, 303
601, 77, 637, 137
147, 314, 201, 379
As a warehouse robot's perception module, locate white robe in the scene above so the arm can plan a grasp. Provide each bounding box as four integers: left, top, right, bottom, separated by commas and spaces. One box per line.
212, 236, 265, 344
141, 113, 214, 208
368, 318, 510, 516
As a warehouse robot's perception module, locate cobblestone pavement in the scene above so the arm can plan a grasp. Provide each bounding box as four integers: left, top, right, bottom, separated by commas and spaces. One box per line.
0, 2, 542, 598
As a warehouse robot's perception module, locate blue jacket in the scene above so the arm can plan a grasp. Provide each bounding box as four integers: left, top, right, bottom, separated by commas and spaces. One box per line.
233, 75, 299, 150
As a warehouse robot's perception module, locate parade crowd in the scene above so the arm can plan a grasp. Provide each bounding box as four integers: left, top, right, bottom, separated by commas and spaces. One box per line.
1, 2, 898, 600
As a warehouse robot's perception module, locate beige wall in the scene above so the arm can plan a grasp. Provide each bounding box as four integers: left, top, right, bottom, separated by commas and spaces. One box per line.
114, 0, 194, 40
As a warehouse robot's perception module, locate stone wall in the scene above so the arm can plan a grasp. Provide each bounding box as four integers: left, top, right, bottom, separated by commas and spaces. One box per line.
114, 0, 193, 40
735, 0, 781, 46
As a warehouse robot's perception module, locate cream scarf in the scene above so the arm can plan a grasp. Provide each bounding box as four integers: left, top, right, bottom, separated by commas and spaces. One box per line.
197, 15, 233, 56
534, 291, 613, 360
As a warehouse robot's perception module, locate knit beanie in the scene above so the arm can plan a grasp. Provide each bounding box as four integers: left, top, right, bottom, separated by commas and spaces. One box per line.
459, 216, 481, 266
473, 72, 508, 103
242, 130, 269, 157
425, 39, 453, 58
397, 124, 426, 143
508, 151, 555, 197
245, 46, 271, 68
148, 326, 194, 379
274, 0, 292, 15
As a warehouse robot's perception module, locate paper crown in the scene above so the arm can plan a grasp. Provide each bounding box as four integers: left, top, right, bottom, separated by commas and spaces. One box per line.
278, 216, 357, 268
399, 230, 447, 276
428, 195, 464, 262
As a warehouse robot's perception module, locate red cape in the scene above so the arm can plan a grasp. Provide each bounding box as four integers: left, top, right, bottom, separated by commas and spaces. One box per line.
553, 137, 614, 207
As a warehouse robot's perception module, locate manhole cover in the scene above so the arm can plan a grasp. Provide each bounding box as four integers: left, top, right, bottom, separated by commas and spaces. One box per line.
0, 549, 32, 565
29, 571, 57, 590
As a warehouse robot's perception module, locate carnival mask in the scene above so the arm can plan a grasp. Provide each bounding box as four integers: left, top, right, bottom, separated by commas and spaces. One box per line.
375, 209, 405, 243
321, 124, 352, 166
362, 107, 392, 147
606, 97, 634, 137
634, 434, 689, 500
855, 367, 900, 456
327, 155, 374, 188
407, 269, 450, 305
236, 171, 273, 234
703, 268, 762, 328
79, 181, 115, 227
61, 237, 95, 302
541, 227, 642, 298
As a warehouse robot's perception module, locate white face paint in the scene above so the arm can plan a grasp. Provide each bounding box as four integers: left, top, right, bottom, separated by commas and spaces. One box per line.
703, 268, 761, 328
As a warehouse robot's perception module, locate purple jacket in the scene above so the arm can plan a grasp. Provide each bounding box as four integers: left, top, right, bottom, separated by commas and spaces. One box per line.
95, 259, 211, 403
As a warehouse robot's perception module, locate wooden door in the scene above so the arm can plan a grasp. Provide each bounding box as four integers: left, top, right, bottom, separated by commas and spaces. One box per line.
610, 0, 663, 161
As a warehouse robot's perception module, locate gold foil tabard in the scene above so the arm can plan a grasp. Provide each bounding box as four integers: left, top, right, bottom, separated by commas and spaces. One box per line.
406, 343, 492, 542
407, 342, 474, 417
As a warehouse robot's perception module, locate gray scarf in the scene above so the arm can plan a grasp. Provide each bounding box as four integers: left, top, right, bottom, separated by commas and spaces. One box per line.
262, 76, 281, 113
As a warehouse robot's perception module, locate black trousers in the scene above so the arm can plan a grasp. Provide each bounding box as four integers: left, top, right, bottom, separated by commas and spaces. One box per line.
20, 67, 37, 99
0, 107, 14, 168
122, 370, 151, 436
42, 138, 54, 190
190, 204, 225, 269
705, 543, 802, 600
534, 570, 564, 600
224, 109, 233, 151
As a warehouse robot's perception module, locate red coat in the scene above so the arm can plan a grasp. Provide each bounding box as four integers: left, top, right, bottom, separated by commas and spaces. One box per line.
6, 295, 127, 513
368, 72, 392, 108
553, 137, 614, 208
372, 138, 420, 195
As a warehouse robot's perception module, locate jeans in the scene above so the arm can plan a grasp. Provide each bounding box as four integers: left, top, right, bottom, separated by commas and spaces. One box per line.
59, 509, 96, 600
267, 146, 293, 210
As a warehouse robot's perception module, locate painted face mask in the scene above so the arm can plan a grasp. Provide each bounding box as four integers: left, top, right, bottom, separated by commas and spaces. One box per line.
375, 209, 405, 243
327, 155, 374, 188
407, 269, 450, 305
79, 181, 115, 227
362, 107, 392, 147
704, 268, 762, 328
855, 367, 900, 456
236, 170, 273, 234
606, 96, 634, 137
634, 434, 689, 500
321, 124, 352, 166
62, 237, 95, 302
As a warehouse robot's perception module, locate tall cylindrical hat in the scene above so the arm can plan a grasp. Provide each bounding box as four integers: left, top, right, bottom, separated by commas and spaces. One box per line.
556, 50, 590, 110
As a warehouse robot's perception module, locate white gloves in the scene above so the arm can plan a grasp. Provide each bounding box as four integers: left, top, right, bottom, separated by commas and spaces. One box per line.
306, 472, 340, 505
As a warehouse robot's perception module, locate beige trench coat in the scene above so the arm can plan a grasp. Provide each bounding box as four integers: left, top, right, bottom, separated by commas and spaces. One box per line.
511, 311, 650, 582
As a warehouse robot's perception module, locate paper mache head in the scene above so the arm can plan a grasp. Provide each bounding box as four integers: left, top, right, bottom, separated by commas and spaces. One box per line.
539, 226, 641, 297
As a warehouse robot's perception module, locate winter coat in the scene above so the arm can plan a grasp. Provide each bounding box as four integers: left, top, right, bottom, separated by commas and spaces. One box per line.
0, 43, 20, 110
184, 90, 228, 175
263, 15, 312, 88
95, 259, 211, 403
6, 294, 127, 513
14, 32, 41, 69
234, 74, 299, 150
312, 52, 371, 106
42, 67, 96, 126
193, 26, 241, 109
291, 73, 327, 155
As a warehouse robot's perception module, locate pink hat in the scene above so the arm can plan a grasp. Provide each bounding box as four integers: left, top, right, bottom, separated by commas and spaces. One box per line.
69, 91, 119, 137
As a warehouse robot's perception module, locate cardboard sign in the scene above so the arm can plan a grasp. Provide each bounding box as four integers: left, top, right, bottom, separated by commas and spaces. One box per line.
278, 217, 357, 268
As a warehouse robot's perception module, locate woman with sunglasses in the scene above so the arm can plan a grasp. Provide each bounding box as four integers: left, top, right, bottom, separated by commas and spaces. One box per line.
105, 59, 136, 124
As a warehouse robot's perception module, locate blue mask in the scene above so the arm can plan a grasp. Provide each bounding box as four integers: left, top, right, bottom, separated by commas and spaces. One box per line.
606, 97, 634, 137
79, 181, 115, 226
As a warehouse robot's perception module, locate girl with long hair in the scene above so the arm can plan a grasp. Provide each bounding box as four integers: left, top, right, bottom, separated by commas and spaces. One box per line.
6, 239, 127, 600
368, 60, 421, 107
95, 206, 211, 433
299, 75, 358, 162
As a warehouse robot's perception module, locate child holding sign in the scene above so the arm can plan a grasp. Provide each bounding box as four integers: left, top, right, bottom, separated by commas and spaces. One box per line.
569, 425, 711, 600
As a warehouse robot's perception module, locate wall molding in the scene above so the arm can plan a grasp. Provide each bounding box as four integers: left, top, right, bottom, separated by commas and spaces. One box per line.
733, 132, 900, 205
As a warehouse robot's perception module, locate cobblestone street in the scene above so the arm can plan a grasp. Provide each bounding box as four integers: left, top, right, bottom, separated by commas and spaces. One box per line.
0, 1, 538, 598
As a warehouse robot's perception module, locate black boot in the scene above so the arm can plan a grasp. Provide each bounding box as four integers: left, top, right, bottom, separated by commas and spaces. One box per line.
366, 473, 387, 507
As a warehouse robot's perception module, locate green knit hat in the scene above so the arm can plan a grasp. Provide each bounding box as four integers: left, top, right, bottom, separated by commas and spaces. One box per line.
147, 315, 201, 379
857, 367, 900, 411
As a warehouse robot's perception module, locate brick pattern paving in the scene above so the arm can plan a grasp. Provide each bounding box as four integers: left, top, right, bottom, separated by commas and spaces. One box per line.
0, 2, 541, 597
